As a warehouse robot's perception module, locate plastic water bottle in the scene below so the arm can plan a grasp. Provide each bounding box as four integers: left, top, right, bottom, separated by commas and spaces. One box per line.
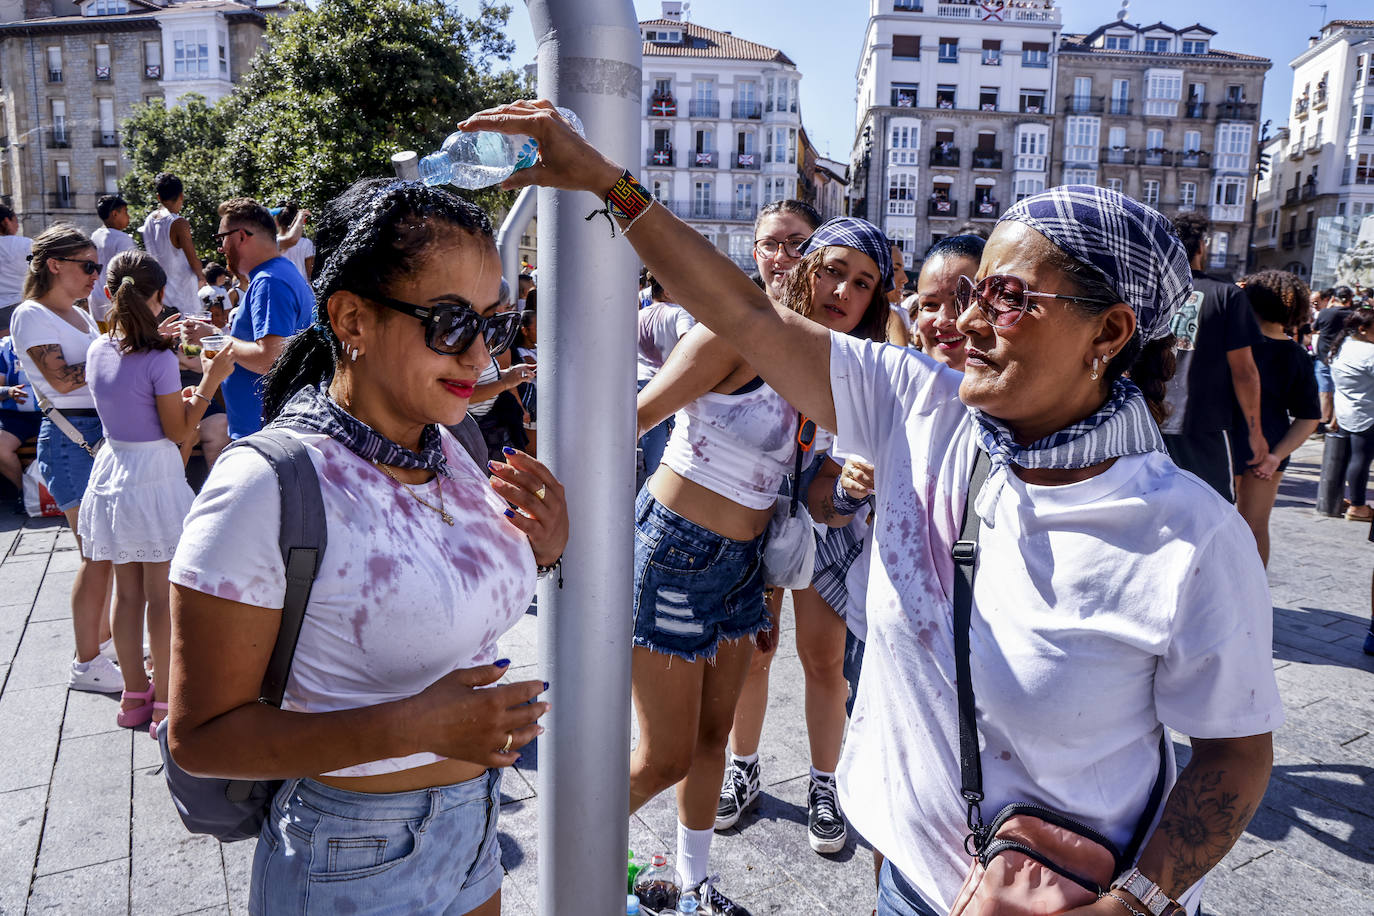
671, 895, 700, 915
419, 107, 585, 189
626, 893, 641, 915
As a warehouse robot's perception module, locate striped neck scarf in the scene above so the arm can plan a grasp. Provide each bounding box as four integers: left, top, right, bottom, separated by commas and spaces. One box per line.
970, 377, 1165, 519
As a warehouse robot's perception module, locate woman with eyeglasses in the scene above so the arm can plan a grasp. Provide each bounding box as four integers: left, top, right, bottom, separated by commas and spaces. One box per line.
166, 179, 568, 916
9, 224, 122, 694
466, 101, 1280, 916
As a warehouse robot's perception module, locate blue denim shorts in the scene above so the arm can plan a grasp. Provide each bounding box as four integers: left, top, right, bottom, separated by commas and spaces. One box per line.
250, 770, 503, 915
1315, 359, 1335, 394
633, 488, 768, 661
36, 415, 102, 512
877, 860, 941, 916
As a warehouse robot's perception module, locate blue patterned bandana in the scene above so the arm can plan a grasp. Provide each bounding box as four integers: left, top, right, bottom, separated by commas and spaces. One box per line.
997, 185, 1192, 342
800, 217, 896, 292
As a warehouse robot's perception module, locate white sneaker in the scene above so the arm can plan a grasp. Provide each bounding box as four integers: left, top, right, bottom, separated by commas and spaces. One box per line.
69, 654, 123, 693
98, 637, 116, 660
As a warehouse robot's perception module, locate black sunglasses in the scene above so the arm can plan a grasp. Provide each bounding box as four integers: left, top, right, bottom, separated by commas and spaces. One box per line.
366, 293, 523, 357
955, 274, 1119, 330
213, 227, 254, 244
54, 257, 101, 276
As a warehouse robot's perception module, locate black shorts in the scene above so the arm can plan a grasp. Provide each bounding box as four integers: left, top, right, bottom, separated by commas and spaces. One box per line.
1163, 431, 1235, 502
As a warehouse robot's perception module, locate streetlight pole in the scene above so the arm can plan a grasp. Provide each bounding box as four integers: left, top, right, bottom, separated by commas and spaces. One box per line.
523, 1, 641, 913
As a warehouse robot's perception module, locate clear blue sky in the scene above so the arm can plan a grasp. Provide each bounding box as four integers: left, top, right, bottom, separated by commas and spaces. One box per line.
459, 0, 1372, 158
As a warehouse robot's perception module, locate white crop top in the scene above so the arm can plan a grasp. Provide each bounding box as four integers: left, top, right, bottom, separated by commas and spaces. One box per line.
661, 379, 798, 510
169, 426, 535, 777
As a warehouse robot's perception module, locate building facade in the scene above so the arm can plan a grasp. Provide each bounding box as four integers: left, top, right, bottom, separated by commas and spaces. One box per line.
1052, 19, 1269, 278
640, 1, 806, 271
1252, 19, 1374, 279
851, 0, 1059, 270
0, 0, 269, 233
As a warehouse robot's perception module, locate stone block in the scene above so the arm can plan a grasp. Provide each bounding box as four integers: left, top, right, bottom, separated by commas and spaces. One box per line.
0, 683, 67, 793
0, 557, 48, 613
13, 529, 58, 556
1203, 846, 1374, 915
0, 784, 46, 915
29, 565, 77, 623
6, 618, 75, 690
36, 729, 131, 877
27, 856, 129, 915
131, 765, 229, 915
61, 684, 122, 739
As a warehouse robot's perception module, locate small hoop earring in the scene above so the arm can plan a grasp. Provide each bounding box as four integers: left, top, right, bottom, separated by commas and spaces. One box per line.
1090, 356, 1100, 381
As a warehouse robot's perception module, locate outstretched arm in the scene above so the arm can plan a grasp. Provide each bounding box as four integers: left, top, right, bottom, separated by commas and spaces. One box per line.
460, 101, 839, 432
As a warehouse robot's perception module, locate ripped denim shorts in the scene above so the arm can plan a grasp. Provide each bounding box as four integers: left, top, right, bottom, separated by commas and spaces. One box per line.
632, 487, 768, 662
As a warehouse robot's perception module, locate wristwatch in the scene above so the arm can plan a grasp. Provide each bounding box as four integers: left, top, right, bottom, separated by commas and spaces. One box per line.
1112, 868, 1185, 916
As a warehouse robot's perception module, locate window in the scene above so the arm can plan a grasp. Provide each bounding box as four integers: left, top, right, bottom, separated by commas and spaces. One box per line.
692, 181, 712, 218
1064, 167, 1097, 185
1015, 177, 1045, 201
1019, 90, 1046, 114
728, 233, 753, 264
94, 43, 111, 79
1215, 123, 1252, 171
1146, 128, 1164, 151
1183, 130, 1201, 152
654, 77, 672, 97
737, 131, 756, 154
1106, 178, 1124, 194
888, 172, 918, 216
1145, 69, 1182, 117
697, 78, 716, 101
1073, 76, 1092, 103
938, 37, 957, 63
979, 87, 998, 111
1065, 116, 1100, 163
46, 46, 62, 82
1355, 154, 1374, 185
894, 0, 921, 9
765, 128, 782, 163
892, 35, 920, 60
890, 122, 919, 166
650, 178, 668, 201
788, 128, 797, 164
86, 0, 129, 13
219, 31, 228, 75
1363, 113, 1373, 135
98, 98, 115, 145
1180, 181, 1197, 210
891, 82, 918, 108
1107, 125, 1126, 149
1022, 42, 1048, 68
173, 29, 209, 78
1181, 39, 1208, 55
694, 128, 713, 154
1103, 35, 1132, 51
51, 100, 67, 144
935, 85, 956, 109
55, 161, 71, 205
734, 181, 754, 215
982, 40, 1001, 66
890, 228, 916, 269
144, 41, 161, 78
1213, 176, 1245, 207
102, 159, 118, 194
1209, 232, 1229, 269
1110, 78, 1130, 113
1142, 179, 1160, 206
1358, 55, 1366, 85
1143, 37, 1172, 54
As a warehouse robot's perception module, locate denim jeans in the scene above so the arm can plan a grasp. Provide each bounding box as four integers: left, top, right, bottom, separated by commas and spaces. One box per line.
36, 415, 102, 511
877, 860, 941, 916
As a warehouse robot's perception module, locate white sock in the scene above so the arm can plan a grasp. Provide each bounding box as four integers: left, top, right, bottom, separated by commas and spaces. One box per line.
72, 658, 90, 672
811, 766, 835, 782
676, 821, 713, 888
732, 752, 759, 767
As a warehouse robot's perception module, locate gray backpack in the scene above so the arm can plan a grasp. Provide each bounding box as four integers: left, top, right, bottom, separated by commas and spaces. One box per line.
156, 427, 326, 842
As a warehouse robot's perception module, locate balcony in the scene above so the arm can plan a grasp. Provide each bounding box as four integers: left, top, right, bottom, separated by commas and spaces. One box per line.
934, 2, 1058, 22
93, 130, 118, 148
1141, 149, 1172, 167
1109, 98, 1133, 115
49, 192, 76, 209
1183, 101, 1209, 119
95, 66, 110, 80
663, 200, 757, 223
1302, 182, 1318, 200
46, 129, 70, 149
972, 150, 1003, 170
1295, 97, 1310, 119
1288, 142, 1305, 161
1282, 230, 1296, 249
647, 147, 675, 167
929, 145, 960, 168
48, 70, 62, 83
647, 96, 678, 117
688, 99, 720, 118
981, 50, 1001, 66
689, 150, 718, 169
1314, 88, 1328, 111
1102, 147, 1134, 165
144, 64, 161, 80
1177, 150, 1211, 169
1306, 133, 1320, 152
731, 100, 762, 119
733, 151, 761, 170
1284, 187, 1300, 205
1210, 203, 1246, 223
1020, 100, 1046, 114
971, 199, 1000, 219
1064, 95, 1105, 114
928, 198, 957, 217
1298, 227, 1315, 245
1215, 101, 1258, 120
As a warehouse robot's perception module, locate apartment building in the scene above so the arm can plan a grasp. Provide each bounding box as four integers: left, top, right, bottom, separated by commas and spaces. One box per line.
851, 0, 1059, 269
0, 0, 269, 233
799, 128, 848, 221
640, 1, 806, 271
1252, 19, 1374, 280
1052, 19, 1269, 278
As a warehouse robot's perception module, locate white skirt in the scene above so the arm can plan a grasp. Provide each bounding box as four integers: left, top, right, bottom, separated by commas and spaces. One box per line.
78, 438, 194, 564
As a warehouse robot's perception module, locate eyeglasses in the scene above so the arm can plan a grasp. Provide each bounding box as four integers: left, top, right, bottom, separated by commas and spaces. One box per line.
365, 293, 524, 357
213, 227, 254, 245
54, 257, 101, 276
754, 237, 808, 259
955, 274, 1119, 330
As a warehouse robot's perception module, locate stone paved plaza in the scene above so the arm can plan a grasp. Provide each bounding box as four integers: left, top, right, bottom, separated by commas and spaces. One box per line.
1, 438, 1372, 914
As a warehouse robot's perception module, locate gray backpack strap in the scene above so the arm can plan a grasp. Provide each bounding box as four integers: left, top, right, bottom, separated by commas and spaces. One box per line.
223, 427, 327, 707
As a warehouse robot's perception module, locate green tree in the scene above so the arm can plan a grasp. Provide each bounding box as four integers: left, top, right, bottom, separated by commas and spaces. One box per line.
119, 94, 233, 261
222, 0, 528, 215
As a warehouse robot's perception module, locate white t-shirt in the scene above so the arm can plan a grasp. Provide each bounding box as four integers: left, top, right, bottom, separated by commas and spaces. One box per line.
828, 333, 1284, 913
636, 301, 696, 383
1331, 338, 1374, 433
169, 426, 536, 777
8, 300, 99, 409
0, 235, 33, 307
88, 226, 138, 321
280, 236, 315, 281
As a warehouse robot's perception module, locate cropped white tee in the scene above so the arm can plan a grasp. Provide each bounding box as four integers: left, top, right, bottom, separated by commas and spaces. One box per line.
660, 381, 798, 511
169, 425, 535, 777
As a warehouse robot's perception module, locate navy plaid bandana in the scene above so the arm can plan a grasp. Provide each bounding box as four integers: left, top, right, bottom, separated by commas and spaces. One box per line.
997, 185, 1191, 342
800, 217, 896, 292
970, 377, 1166, 520
269, 381, 452, 477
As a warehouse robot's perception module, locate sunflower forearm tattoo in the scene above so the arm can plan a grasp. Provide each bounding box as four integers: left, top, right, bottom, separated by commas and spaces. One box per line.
1156, 767, 1257, 892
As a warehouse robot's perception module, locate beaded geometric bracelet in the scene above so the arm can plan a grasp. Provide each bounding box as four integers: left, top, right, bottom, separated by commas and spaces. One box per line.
605, 169, 654, 221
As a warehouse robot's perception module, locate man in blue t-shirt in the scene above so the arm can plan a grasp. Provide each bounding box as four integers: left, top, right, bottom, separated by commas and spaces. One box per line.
215, 197, 315, 439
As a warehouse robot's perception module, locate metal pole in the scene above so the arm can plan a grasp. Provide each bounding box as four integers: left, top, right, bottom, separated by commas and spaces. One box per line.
497, 185, 538, 291
523, 1, 641, 913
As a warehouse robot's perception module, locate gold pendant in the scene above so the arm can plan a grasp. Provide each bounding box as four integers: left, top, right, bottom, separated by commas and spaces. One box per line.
440, 510, 455, 526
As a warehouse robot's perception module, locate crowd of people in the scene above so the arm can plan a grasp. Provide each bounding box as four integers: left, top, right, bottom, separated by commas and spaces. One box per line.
0, 98, 1372, 916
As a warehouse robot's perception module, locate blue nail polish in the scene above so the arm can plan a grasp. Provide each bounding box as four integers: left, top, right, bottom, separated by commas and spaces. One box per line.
543, 681, 550, 691
487, 460, 499, 471
495, 658, 511, 668
502, 446, 517, 455
504, 508, 515, 518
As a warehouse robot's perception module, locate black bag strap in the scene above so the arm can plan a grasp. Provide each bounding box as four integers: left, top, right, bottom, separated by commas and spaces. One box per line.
223, 427, 327, 707
788, 415, 807, 518
952, 447, 1171, 869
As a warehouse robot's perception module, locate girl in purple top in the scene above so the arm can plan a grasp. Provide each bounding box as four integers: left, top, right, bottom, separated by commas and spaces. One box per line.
79, 250, 237, 734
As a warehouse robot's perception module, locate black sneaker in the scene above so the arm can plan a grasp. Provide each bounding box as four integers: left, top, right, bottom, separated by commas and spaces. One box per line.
695, 877, 751, 916
714, 756, 760, 830
807, 774, 847, 854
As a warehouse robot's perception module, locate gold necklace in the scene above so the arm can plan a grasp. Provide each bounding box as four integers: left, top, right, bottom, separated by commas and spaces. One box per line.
374, 462, 454, 526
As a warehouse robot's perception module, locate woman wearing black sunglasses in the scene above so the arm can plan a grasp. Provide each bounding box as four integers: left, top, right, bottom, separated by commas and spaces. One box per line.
467, 102, 1280, 916
167, 179, 568, 916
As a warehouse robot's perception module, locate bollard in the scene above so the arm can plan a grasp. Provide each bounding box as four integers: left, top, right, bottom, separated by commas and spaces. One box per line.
1316, 430, 1350, 517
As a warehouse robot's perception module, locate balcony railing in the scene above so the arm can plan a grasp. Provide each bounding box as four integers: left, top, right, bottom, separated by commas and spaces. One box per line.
688, 99, 720, 118
971, 199, 1000, 219
1302, 183, 1318, 200
928, 198, 957, 217
1306, 134, 1320, 151
1288, 142, 1305, 160
1282, 230, 1296, 249
731, 100, 762, 119
935, 2, 1058, 22
982, 51, 1001, 66
46, 129, 70, 149
647, 96, 678, 117
1064, 95, 1104, 114
1284, 187, 1300, 205
733, 152, 761, 170
93, 130, 118, 148
1109, 98, 1132, 115
1295, 97, 1310, 119
48, 70, 62, 83
49, 192, 76, 209
1314, 89, 1328, 110
689, 150, 718, 169
1102, 148, 1134, 165
1298, 227, 1315, 244
1141, 149, 1172, 167
1020, 100, 1046, 114
972, 150, 1003, 170
1215, 101, 1257, 121
95, 65, 110, 80
663, 200, 758, 223
1184, 102, 1208, 119
929, 145, 960, 167
1177, 150, 1210, 169
647, 147, 675, 167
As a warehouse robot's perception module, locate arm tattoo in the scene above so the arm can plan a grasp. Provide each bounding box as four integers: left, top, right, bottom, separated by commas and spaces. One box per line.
28, 344, 86, 389
1155, 767, 1257, 892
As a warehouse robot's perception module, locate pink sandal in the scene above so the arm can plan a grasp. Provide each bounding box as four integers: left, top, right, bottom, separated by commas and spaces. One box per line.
117, 681, 156, 728
149, 702, 169, 739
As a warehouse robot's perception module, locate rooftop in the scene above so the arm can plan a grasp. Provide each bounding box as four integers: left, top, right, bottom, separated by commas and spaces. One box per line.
640, 18, 795, 67
1060, 27, 1270, 64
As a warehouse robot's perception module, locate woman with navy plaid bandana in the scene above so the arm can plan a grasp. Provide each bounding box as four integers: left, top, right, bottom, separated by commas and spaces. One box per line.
467, 99, 1284, 916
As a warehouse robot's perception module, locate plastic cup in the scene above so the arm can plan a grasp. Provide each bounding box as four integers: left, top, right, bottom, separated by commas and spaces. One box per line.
200, 334, 227, 358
